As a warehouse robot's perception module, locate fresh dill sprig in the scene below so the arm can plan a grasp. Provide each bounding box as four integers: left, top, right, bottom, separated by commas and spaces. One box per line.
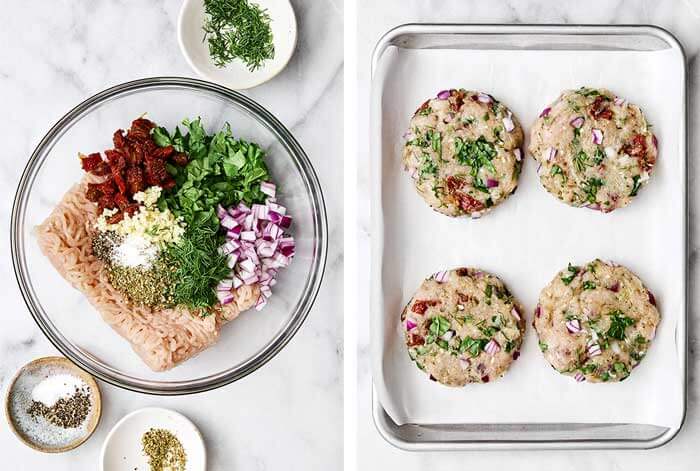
202, 0, 275, 72
166, 222, 230, 315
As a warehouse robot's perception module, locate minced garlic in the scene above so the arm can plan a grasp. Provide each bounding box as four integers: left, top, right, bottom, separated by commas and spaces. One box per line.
95, 186, 185, 247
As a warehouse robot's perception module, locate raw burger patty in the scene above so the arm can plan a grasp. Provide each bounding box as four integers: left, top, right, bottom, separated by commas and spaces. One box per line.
530, 87, 657, 212
534, 259, 660, 383
401, 268, 525, 387
402, 89, 524, 218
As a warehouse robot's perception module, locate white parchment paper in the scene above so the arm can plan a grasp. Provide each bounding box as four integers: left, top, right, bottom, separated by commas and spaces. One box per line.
371, 46, 685, 428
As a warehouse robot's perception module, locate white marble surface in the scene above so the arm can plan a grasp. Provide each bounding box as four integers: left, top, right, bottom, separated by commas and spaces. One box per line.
357, 0, 700, 468
0, 0, 342, 469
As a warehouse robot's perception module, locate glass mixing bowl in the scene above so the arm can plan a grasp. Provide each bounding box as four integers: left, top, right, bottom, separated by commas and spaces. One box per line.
11, 77, 327, 394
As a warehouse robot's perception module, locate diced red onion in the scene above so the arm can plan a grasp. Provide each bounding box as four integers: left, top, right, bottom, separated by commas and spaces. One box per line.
502, 116, 515, 132
513, 148, 522, 162
566, 319, 582, 334
570, 116, 584, 128
241, 231, 256, 242
216, 290, 234, 305
242, 273, 259, 285
216, 204, 228, 219
441, 330, 454, 341
647, 289, 656, 306
279, 215, 292, 229
459, 358, 470, 369
243, 214, 255, 231
535, 305, 541, 318
217, 278, 233, 291
539, 107, 551, 118
260, 181, 276, 197
574, 372, 586, 382
592, 128, 603, 145
608, 281, 620, 293
546, 147, 557, 161
232, 276, 243, 289
254, 295, 267, 311
486, 178, 499, 188
511, 307, 521, 322
652, 134, 658, 149
252, 204, 268, 220
443, 112, 455, 123
437, 89, 451, 100
220, 215, 238, 230
239, 258, 256, 273
614, 97, 625, 106
267, 210, 283, 224
403, 131, 415, 141
227, 253, 239, 269
433, 271, 449, 283
587, 343, 602, 357
267, 202, 286, 215
484, 339, 501, 355
227, 226, 242, 239
260, 285, 272, 298
477, 93, 492, 104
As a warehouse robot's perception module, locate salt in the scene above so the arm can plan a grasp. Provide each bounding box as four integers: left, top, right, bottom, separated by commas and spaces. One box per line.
113, 234, 158, 268
31, 374, 86, 408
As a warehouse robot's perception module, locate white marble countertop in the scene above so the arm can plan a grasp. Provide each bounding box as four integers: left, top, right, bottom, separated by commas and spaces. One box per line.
357, 0, 700, 468
0, 0, 342, 469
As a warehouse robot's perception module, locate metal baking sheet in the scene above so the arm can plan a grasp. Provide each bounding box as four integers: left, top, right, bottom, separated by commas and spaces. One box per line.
369, 24, 687, 450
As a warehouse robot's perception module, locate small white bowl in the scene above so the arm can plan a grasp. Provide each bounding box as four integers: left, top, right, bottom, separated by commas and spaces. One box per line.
178, 0, 297, 89
100, 407, 206, 471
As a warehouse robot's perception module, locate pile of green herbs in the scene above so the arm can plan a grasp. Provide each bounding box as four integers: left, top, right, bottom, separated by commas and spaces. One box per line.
202, 0, 275, 71
152, 118, 271, 314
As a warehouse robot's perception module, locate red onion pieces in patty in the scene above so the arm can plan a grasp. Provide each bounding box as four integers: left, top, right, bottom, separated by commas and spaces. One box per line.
539, 106, 551, 118
570, 116, 585, 129
566, 319, 582, 334
592, 128, 604, 145
433, 271, 449, 283
216, 181, 295, 310
502, 116, 515, 132
437, 89, 451, 100
484, 339, 501, 355
574, 372, 586, 382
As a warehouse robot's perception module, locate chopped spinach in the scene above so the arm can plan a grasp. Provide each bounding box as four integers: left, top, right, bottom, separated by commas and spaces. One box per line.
561, 263, 580, 285
630, 175, 642, 196
607, 310, 635, 340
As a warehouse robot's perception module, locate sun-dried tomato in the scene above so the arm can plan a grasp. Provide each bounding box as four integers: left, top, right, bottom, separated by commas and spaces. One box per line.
161, 177, 176, 190
91, 161, 111, 176
588, 96, 613, 120
411, 299, 440, 315
456, 268, 470, 277
454, 192, 485, 213
171, 152, 189, 167
113, 130, 126, 150
450, 90, 465, 111
106, 212, 124, 224
85, 184, 102, 202
622, 134, 648, 158
80, 153, 103, 172
152, 145, 175, 159
82, 117, 183, 218
445, 175, 464, 193
125, 166, 144, 195
406, 333, 425, 347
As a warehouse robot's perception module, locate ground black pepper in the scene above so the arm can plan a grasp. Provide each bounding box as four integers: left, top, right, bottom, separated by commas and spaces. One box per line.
27, 387, 91, 429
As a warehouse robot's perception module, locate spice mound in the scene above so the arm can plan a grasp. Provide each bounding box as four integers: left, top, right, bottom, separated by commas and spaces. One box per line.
142, 428, 187, 471
27, 374, 91, 429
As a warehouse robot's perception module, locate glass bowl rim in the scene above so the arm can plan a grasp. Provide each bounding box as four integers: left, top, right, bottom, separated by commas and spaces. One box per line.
10, 76, 328, 395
